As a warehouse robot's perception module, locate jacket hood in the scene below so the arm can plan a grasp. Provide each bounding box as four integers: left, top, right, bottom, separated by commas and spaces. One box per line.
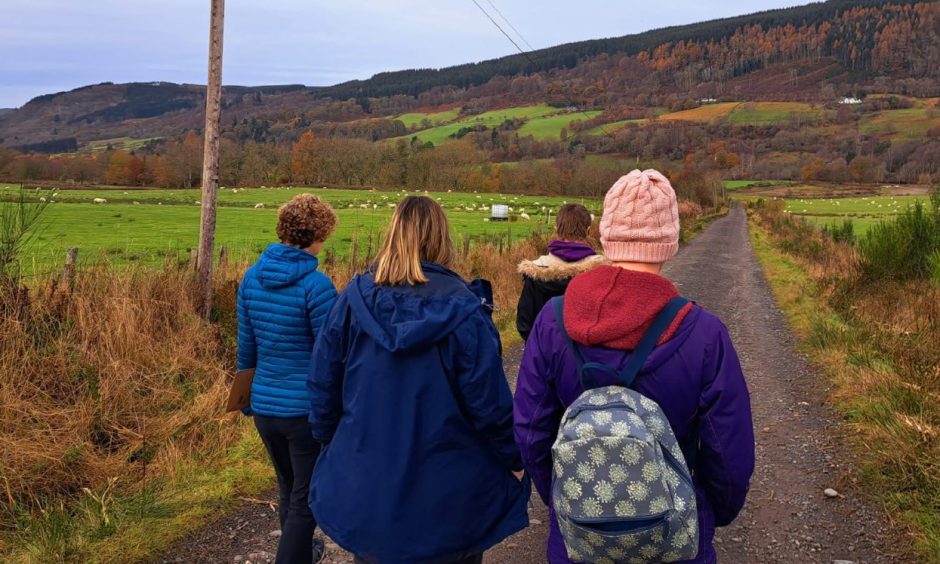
564, 265, 691, 349
256, 243, 321, 289
548, 240, 597, 262
517, 253, 606, 282
346, 262, 483, 353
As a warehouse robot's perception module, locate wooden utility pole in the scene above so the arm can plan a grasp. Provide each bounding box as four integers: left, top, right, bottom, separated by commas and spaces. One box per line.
196, 0, 225, 317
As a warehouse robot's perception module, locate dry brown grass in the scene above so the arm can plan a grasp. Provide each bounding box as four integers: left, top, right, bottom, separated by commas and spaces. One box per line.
749, 203, 940, 557
0, 268, 240, 521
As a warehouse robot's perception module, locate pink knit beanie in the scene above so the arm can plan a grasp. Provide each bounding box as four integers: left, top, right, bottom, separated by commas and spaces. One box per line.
600, 169, 680, 263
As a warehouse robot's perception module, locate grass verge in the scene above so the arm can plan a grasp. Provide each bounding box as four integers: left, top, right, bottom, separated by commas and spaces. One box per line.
748, 211, 939, 561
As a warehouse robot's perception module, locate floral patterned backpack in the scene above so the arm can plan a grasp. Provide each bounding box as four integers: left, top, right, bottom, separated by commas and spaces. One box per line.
550, 296, 699, 564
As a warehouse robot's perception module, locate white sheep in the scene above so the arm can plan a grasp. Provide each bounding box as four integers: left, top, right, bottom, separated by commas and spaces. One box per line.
360, 204, 369, 209
520, 212, 531, 221
254, 203, 265, 209
93, 198, 107, 204
387, 203, 396, 208
133, 201, 141, 205
39, 196, 47, 202
195, 201, 201, 205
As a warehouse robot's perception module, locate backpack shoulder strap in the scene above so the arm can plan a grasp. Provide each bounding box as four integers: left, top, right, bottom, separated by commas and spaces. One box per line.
553, 296, 621, 389
619, 297, 690, 387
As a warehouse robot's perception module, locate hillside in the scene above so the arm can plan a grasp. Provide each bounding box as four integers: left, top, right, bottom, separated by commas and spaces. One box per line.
1, 0, 939, 152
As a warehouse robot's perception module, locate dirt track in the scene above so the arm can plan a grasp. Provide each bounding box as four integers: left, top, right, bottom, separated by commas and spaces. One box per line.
161, 206, 913, 563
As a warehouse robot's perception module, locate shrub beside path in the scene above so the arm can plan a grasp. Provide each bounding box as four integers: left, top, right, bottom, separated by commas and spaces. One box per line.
160, 206, 913, 563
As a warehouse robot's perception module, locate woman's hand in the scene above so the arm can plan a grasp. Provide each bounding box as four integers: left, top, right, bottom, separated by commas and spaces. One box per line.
512, 469, 525, 482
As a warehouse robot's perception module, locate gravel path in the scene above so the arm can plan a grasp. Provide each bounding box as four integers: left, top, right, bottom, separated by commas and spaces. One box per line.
160, 206, 913, 564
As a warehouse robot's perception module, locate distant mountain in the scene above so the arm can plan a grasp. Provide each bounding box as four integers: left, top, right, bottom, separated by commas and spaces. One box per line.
1, 0, 938, 151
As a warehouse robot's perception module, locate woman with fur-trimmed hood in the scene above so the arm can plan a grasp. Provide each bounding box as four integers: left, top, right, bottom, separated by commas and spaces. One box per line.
516, 204, 604, 342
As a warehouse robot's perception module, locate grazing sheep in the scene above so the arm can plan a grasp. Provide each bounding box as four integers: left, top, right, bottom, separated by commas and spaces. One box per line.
195, 201, 201, 205
360, 204, 369, 209
39, 196, 47, 202
387, 203, 396, 208
254, 203, 265, 209
520, 212, 531, 221
93, 198, 107, 204
133, 201, 141, 205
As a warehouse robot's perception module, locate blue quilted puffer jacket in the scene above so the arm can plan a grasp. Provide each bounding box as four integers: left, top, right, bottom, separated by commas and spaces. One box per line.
237, 243, 337, 418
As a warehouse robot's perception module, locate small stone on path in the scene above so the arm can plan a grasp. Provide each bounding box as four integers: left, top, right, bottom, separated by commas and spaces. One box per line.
823, 488, 839, 498
269, 529, 282, 538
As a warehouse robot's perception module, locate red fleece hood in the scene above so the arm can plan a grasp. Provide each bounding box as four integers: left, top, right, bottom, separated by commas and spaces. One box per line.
564, 265, 692, 349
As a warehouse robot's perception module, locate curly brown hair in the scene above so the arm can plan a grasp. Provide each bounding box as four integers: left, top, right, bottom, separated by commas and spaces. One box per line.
276, 194, 338, 248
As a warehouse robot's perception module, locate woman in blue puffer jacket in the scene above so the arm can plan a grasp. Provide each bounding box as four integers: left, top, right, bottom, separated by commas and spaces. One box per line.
238, 194, 338, 564
308, 196, 530, 564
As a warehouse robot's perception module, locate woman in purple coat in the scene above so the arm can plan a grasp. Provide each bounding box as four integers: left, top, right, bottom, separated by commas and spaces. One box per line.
514, 169, 755, 564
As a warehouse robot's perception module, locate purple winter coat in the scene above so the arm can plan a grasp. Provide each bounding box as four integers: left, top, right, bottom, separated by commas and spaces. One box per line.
514, 296, 755, 563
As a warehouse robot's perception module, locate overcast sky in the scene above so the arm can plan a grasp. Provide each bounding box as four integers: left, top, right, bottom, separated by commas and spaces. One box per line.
1, 0, 801, 108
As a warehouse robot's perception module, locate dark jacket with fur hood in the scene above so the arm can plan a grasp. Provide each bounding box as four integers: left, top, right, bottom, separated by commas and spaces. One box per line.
515, 241, 604, 342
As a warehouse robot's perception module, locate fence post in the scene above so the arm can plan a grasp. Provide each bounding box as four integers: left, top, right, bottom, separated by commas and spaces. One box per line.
62, 247, 78, 289
507, 221, 512, 249
190, 249, 198, 272
462, 235, 471, 258
218, 245, 228, 266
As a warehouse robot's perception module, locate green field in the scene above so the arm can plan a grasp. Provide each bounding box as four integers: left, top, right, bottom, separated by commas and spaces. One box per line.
394, 108, 462, 128
782, 195, 928, 236
583, 119, 648, 136
859, 106, 940, 140
2, 184, 599, 274
724, 179, 792, 190
726, 102, 825, 125
516, 111, 602, 140
84, 136, 162, 152
387, 104, 560, 145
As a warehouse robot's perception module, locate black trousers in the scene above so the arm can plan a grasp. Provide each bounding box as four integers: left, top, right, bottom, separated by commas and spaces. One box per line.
354, 554, 483, 564
254, 415, 322, 564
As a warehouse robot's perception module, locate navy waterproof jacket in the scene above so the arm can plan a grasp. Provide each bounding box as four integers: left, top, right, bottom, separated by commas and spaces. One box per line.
237, 243, 337, 418
308, 262, 530, 563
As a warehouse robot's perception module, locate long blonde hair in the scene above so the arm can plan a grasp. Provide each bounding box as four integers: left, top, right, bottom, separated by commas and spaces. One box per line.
374, 196, 456, 286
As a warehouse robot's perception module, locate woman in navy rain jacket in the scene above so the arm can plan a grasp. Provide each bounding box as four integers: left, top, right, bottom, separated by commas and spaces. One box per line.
308, 196, 530, 564
238, 194, 338, 564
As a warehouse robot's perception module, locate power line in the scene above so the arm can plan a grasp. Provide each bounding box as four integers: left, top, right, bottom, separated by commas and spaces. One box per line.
483, 0, 535, 52
467, 0, 616, 139
469, 0, 528, 60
